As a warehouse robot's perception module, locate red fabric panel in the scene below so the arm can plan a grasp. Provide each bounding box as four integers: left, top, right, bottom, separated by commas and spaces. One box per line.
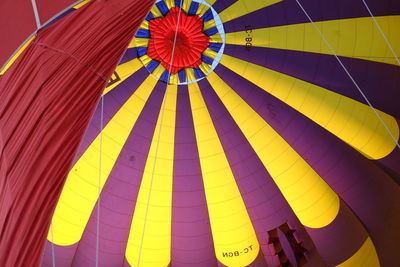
0, 0, 154, 266
36, 0, 78, 23
148, 7, 210, 74
0, 0, 36, 68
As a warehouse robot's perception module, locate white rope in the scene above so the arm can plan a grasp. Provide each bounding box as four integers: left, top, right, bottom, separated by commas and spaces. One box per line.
294, 0, 400, 150
96, 95, 104, 267
136, 0, 184, 266
361, 0, 400, 65
50, 223, 56, 267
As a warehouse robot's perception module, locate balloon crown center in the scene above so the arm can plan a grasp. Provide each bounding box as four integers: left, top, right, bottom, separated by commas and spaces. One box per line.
147, 7, 210, 74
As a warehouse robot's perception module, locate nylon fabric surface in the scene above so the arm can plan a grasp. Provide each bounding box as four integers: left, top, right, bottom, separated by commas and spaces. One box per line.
0, 0, 154, 265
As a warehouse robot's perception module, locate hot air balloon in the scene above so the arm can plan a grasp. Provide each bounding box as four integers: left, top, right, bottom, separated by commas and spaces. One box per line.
1, 0, 400, 266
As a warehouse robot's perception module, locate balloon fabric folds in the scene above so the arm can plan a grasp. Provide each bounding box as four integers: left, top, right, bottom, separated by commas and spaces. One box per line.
1, 0, 400, 266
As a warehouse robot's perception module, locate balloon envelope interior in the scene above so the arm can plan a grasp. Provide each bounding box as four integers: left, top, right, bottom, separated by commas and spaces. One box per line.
20, 0, 400, 266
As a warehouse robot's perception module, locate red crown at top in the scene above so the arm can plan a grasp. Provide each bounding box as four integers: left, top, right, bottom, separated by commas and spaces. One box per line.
147, 7, 210, 74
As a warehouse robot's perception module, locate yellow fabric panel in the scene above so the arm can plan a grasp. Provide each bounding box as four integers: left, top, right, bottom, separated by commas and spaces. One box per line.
225, 16, 400, 65
203, 19, 216, 31
199, 62, 211, 74
336, 238, 380, 267
219, 0, 283, 23
188, 83, 260, 267
151, 4, 163, 18
185, 68, 196, 82
48, 75, 159, 246
205, 0, 216, 5
102, 58, 143, 96
140, 20, 149, 30
134, 37, 150, 48
153, 63, 166, 78
210, 34, 223, 43
73, 0, 90, 9
140, 55, 153, 66
206, 72, 340, 228
220, 55, 399, 160
170, 73, 179, 84
128, 37, 136, 48
196, 3, 209, 17
182, 0, 192, 13
203, 48, 218, 59
0, 35, 35, 75
165, 0, 175, 9
126, 85, 177, 267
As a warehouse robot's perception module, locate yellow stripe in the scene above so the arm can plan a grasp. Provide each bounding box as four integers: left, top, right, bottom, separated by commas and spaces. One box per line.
206, 72, 340, 228
140, 55, 153, 66
140, 20, 149, 30
103, 58, 143, 96
336, 238, 380, 267
220, 54, 399, 160
199, 62, 211, 75
165, 0, 175, 9
225, 16, 400, 65
126, 85, 177, 267
0, 35, 35, 75
188, 83, 260, 267
203, 19, 216, 31
196, 3, 209, 17
134, 37, 150, 47
151, 4, 163, 18
203, 48, 218, 59
128, 37, 137, 48
205, 0, 216, 5
210, 34, 223, 43
73, 0, 90, 9
48, 75, 159, 246
185, 68, 196, 82
219, 0, 283, 23
170, 73, 179, 84
182, 0, 192, 13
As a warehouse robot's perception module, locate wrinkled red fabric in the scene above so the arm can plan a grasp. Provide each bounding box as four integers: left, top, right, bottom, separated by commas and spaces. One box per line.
0, 0, 154, 266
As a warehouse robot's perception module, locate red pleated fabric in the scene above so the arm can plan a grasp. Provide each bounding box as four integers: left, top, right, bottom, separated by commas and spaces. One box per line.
0, 0, 154, 266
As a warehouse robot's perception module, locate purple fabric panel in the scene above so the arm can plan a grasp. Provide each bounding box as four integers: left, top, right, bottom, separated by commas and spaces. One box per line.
41, 243, 77, 267
171, 85, 218, 267
73, 67, 147, 163
306, 201, 367, 265
214, 64, 400, 266
119, 48, 138, 65
377, 119, 400, 183
198, 79, 325, 266
377, 146, 400, 184
69, 81, 166, 266
222, 0, 400, 33
223, 45, 400, 118
212, 0, 237, 14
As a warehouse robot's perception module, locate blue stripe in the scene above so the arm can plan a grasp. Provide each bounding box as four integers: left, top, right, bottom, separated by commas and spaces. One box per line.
146, 12, 155, 21
202, 55, 214, 65
137, 47, 148, 57
178, 69, 186, 83
201, 9, 214, 22
204, 27, 218, 36
136, 29, 150, 38
209, 42, 223, 52
175, 0, 182, 7
194, 67, 206, 79
156, 1, 169, 16
147, 60, 160, 73
160, 70, 170, 83
188, 2, 199, 16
